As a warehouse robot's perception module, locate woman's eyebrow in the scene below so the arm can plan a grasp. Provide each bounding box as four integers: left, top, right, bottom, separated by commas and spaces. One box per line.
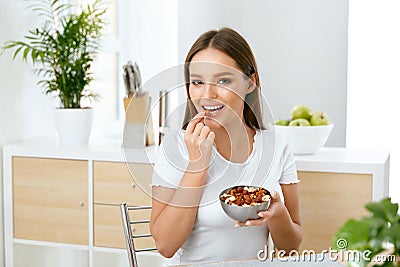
213, 71, 235, 77
189, 71, 235, 78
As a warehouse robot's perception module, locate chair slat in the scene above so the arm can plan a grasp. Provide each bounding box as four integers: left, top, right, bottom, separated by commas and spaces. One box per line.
135, 248, 158, 252
130, 219, 150, 224
121, 203, 158, 267
132, 234, 152, 238
127, 206, 152, 210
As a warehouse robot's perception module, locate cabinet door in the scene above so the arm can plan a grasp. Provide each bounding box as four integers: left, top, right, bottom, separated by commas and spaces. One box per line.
13, 157, 88, 245
93, 161, 152, 206
298, 171, 372, 252
94, 204, 155, 249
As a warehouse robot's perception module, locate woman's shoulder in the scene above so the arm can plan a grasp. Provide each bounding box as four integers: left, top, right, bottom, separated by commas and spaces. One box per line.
159, 129, 188, 156
255, 128, 295, 161
152, 129, 188, 189
256, 128, 288, 149
161, 129, 185, 144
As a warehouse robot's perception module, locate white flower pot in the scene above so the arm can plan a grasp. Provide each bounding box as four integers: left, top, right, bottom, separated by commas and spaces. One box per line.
55, 108, 94, 146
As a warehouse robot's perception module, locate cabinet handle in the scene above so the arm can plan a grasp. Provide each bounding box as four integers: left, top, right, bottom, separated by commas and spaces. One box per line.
80, 201, 85, 207
131, 183, 136, 189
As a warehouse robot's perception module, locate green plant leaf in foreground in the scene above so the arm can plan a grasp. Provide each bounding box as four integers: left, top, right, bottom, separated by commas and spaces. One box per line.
366, 198, 399, 224
333, 197, 400, 267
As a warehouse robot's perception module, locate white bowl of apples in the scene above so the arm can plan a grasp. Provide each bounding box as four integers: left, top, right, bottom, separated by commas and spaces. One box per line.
274, 105, 334, 155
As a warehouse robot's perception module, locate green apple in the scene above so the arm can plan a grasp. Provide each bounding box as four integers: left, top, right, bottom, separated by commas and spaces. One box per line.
291, 105, 312, 120
289, 118, 311, 126
275, 119, 290, 126
310, 112, 330, 126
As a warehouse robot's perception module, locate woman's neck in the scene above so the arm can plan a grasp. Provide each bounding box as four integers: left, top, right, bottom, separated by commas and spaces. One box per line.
212, 122, 256, 163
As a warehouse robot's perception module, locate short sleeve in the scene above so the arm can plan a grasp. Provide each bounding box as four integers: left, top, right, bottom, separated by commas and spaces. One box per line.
279, 142, 300, 184
151, 130, 189, 189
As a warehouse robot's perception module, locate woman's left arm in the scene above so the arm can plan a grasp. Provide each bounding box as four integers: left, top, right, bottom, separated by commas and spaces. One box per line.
236, 183, 303, 253
267, 184, 303, 252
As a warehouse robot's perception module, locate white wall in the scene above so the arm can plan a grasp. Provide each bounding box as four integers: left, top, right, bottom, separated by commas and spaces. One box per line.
177, 0, 349, 146
122, 0, 178, 84
177, 0, 244, 62
0, 1, 56, 265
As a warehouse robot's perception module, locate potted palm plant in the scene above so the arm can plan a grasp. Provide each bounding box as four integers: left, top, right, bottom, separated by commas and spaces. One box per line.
1, 0, 106, 146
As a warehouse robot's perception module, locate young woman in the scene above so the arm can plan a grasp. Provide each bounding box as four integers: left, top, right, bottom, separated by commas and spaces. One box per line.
150, 27, 302, 265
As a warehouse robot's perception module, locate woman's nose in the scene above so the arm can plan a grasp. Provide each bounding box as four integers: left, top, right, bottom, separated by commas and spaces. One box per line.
202, 82, 217, 98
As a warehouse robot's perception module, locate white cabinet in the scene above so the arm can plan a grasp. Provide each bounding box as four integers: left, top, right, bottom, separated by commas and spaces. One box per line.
13, 157, 88, 245
294, 148, 390, 252
3, 140, 389, 266
3, 139, 156, 267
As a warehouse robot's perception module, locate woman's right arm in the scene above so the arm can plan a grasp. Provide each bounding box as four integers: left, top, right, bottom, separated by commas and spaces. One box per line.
150, 171, 207, 258
150, 115, 215, 258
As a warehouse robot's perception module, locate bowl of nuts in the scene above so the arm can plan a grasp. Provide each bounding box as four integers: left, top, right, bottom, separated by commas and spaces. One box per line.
219, 185, 271, 222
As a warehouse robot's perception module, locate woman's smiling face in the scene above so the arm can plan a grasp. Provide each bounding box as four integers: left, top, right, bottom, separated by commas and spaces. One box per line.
188, 48, 255, 129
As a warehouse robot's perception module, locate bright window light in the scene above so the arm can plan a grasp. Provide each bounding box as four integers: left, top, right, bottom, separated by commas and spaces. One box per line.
347, 0, 400, 203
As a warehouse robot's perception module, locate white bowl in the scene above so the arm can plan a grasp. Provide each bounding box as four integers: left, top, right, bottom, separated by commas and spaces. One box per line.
274, 124, 334, 155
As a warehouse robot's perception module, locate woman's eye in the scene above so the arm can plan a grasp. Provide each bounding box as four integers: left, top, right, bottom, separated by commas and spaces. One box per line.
218, 78, 231, 85
191, 80, 203, 86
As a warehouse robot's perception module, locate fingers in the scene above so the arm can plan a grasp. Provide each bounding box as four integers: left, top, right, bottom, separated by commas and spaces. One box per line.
183, 111, 215, 165
186, 112, 215, 141
207, 131, 215, 142
199, 125, 211, 139
257, 210, 272, 220
199, 127, 214, 151
235, 218, 266, 228
270, 190, 281, 203
244, 219, 265, 226
235, 222, 246, 227
234, 191, 284, 228
186, 112, 205, 134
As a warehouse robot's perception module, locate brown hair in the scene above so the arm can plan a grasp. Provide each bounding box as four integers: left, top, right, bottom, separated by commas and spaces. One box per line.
182, 27, 265, 130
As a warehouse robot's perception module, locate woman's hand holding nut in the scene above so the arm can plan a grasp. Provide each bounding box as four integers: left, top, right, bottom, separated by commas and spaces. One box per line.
184, 112, 215, 173
235, 191, 286, 227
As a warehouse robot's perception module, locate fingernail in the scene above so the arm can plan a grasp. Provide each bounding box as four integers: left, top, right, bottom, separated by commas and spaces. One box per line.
234, 223, 240, 228
245, 221, 251, 226
258, 212, 264, 217
198, 111, 205, 115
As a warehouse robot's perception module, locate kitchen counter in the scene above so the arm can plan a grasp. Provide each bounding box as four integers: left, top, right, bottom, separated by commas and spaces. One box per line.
2, 136, 157, 163
4, 136, 389, 167
3, 138, 390, 267
294, 147, 389, 201
4, 137, 389, 201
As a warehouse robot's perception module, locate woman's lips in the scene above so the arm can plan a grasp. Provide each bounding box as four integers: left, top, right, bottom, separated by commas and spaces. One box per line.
202, 105, 224, 117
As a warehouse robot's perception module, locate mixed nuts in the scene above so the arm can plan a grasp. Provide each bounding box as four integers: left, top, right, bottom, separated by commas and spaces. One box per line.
220, 186, 270, 207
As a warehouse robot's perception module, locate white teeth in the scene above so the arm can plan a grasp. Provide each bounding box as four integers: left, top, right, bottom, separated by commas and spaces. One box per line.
203, 105, 223, 111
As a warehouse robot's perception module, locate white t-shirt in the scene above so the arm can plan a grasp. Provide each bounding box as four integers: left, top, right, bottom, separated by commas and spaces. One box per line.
152, 129, 299, 265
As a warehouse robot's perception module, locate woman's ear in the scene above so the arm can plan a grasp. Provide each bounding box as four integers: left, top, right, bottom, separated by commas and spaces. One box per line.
247, 73, 257, 93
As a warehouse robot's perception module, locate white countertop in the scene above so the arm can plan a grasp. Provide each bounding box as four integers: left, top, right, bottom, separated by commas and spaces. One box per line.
2, 137, 158, 164
3, 137, 390, 173
294, 147, 390, 173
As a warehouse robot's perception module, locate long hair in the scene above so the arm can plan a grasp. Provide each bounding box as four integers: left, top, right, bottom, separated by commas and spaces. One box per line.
182, 27, 265, 130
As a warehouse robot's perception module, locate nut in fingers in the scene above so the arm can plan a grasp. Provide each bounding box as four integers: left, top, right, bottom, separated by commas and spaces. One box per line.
204, 110, 210, 116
